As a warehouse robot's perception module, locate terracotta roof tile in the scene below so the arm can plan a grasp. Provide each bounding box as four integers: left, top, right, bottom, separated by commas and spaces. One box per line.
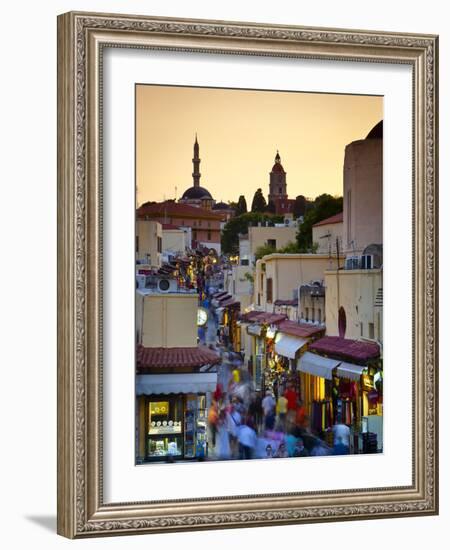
137, 345, 220, 370
137, 201, 223, 220
312, 212, 343, 227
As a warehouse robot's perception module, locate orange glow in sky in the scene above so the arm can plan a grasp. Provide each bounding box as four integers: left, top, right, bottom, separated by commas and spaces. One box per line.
136, 84, 382, 207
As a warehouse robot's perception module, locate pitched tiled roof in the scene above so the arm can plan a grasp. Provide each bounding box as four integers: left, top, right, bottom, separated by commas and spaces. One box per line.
274, 299, 298, 307
137, 201, 222, 220
312, 212, 343, 227
309, 336, 380, 363
278, 320, 325, 339
136, 345, 220, 370
240, 311, 287, 324
220, 298, 240, 308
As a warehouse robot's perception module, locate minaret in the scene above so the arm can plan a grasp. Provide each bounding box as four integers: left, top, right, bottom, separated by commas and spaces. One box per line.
192, 134, 201, 187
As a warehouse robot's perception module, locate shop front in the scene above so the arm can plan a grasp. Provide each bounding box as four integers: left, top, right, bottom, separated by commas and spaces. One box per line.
136, 372, 217, 462
304, 337, 382, 452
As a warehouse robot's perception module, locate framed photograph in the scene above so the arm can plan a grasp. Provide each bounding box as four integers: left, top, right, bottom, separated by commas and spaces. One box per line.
57, 11, 439, 538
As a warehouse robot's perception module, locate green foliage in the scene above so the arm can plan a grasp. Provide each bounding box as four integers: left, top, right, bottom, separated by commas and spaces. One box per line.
293, 195, 310, 218
221, 212, 283, 254
296, 194, 343, 252
243, 271, 254, 283
254, 243, 277, 260
251, 188, 267, 213
277, 241, 301, 254
235, 195, 248, 216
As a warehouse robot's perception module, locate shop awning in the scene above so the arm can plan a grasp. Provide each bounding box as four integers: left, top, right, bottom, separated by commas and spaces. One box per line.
336, 362, 366, 382
298, 351, 340, 380
136, 372, 218, 395
275, 334, 307, 359
247, 323, 263, 336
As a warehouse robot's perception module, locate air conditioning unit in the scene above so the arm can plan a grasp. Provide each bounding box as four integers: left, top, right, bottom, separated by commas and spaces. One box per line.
157, 277, 178, 293
345, 256, 360, 270
360, 254, 374, 269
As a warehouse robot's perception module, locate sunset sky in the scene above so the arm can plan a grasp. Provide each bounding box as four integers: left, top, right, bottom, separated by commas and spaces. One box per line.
136, 85, 382, 207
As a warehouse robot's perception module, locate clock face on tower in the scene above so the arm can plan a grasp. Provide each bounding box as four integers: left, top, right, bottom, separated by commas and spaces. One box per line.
197, 307, 208, 327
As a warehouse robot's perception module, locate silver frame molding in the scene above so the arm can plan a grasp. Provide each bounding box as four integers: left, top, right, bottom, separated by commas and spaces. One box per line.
57, 11, 439, 538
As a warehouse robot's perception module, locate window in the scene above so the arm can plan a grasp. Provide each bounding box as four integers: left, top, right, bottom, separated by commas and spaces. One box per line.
311, 308, 315, 322
207, 231, 211, 240
279, 186, 282, 194
157, 236, 162, 253
193, 230, 197, 241
338, 307, 347, 338
318, 309, 322, 323
208, 222, 211, 228
369, 322, 375, 339
305, 307, 309, 322
199, 220, 202, 227
347, 190, 352, 245
360, 322, 364, 337
266, 277, 273, 303
267, 239, 276, 248
136, 235, 139, 253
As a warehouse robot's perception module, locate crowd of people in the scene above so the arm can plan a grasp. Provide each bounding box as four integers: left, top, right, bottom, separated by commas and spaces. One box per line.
206, 356, 350, 461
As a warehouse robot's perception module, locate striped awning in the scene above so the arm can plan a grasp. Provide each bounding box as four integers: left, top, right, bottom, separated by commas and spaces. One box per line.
336, 362, 366, 382
298, 352, 340, 380
136, 372, 218, 395
275, 334, 307, 359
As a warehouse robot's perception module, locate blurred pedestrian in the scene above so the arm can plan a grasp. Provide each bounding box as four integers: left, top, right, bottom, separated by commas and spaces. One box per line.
262, 391, 276, 431
265, 444, 274, 459
293, 438, 309, 457
237, 422, 257, 459
276, 393, 288, 431
332, 420, 351, 450
275, 442, 289, 458
216, 409, 231, 460
284, 384, 298, 426
207, 400, 219, 446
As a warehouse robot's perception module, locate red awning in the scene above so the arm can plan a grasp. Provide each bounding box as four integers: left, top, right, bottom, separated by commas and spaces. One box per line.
309, 336, 380, 363
277, 320, 325, 339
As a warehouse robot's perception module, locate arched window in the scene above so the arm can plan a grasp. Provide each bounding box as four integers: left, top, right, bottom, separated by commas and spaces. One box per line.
338, 307, 346, 338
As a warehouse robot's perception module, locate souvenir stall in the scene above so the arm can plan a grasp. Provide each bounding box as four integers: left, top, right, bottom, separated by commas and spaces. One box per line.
307, 337, 382, 451
246, 322, 265, 390
135, 344, 220, 463
221, 299, 241, 352
136, 374, 216, 462
297, 351, 338, 435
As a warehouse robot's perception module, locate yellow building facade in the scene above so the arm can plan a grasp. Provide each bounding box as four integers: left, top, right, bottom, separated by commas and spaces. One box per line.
136, 292, 198, 348
136, 220, 162, 268
324, 268, 383, 343
254, 253, 339, 311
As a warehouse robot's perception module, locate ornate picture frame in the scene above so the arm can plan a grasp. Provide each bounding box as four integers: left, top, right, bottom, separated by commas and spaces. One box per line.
57, 11, 438, 538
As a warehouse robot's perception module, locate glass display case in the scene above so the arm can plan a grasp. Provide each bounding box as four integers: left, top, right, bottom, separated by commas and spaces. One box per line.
146, 397, 183, 459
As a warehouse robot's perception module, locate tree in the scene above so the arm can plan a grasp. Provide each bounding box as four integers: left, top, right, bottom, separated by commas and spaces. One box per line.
267, 200, 276, 214
293, 195, 307, 218
254, 243, 277, 260
235, 195, 248, 216
251, 188, 267, 213
221, 212, 284, 254
296, 194, 343, 252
